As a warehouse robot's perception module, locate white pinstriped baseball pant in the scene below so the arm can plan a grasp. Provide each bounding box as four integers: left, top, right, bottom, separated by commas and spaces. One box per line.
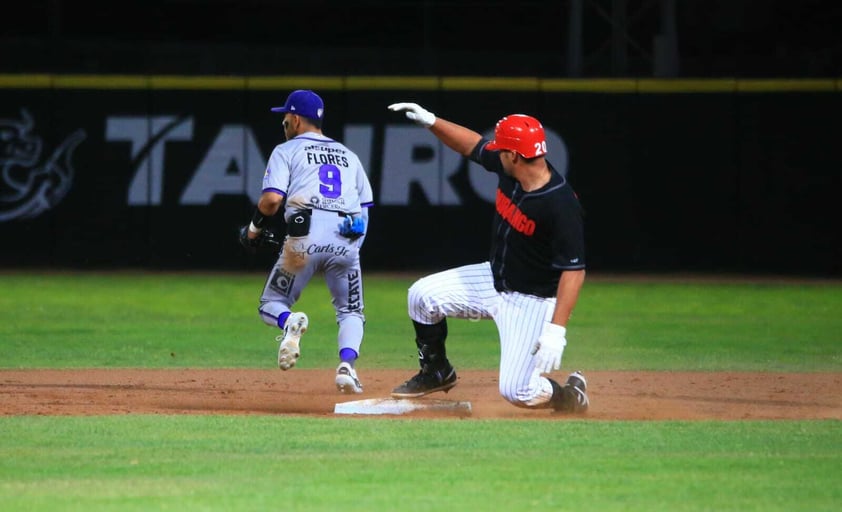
408, 262, 557, 408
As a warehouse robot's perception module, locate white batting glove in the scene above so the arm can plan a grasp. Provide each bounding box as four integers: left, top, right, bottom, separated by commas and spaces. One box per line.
387, 102, 436, 127
531, 323, 567, 374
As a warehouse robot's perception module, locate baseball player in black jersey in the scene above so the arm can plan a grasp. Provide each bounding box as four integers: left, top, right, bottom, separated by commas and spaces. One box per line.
387, 102, 588, 413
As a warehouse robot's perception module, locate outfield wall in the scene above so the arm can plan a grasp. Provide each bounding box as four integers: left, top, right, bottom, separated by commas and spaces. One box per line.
0, 75, 838, 275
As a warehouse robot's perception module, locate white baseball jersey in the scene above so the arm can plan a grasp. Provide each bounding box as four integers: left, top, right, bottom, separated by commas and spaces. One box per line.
262, 133, 374, 219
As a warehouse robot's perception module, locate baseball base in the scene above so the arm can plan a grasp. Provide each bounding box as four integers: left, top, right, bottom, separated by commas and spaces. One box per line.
334, 398, 472, 416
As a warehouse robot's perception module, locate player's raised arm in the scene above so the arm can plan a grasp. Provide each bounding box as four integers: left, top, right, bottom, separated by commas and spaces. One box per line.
388, 102, 482, 157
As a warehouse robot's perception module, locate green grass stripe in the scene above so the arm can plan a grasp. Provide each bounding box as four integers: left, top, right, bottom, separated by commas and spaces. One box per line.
0, 273, 839, 371
0, 74, 838, 93
0, 416, 839, 511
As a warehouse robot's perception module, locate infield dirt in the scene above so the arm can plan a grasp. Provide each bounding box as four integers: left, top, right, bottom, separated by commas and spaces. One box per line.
1, 369, 840, 420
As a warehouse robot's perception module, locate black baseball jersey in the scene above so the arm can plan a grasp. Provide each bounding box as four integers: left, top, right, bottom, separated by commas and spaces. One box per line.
470, 140, 586, 298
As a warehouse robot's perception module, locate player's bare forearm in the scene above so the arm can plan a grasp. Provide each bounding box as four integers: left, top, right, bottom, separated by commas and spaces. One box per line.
429, 118, 483, 157
551, 269, 585, 327
257, 191, 284, 216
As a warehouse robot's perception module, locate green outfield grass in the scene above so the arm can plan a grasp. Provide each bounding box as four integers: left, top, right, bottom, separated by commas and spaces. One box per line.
1, 271, 840, 511
0, 272, 839, 371
1, 416, 838, 512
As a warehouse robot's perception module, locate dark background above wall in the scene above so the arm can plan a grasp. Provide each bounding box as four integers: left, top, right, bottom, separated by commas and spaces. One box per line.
2, 0, 840, 77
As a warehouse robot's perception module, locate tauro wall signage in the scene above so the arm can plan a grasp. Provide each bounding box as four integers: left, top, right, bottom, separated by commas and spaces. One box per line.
0, 77, 837, 275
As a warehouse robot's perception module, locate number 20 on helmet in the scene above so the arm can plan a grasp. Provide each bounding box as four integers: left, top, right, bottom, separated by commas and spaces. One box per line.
485, 114, 548, 158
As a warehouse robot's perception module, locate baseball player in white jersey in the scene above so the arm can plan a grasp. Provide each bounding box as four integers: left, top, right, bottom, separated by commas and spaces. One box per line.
241, 89, 374, 394
387, 102, 589, 413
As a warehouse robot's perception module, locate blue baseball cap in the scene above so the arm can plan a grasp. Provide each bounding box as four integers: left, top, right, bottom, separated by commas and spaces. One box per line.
270, 89, 324, 120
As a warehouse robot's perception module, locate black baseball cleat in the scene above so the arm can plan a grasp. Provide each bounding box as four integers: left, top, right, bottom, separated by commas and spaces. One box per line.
391, 366, 457, 398
550, 370, 589, 414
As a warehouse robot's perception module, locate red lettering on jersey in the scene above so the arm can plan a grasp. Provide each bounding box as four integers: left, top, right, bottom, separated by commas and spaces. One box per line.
495, 189, 536, 236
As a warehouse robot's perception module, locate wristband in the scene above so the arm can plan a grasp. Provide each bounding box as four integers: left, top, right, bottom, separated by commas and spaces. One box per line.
248, 222, 262, 234
250, 209, 268, 229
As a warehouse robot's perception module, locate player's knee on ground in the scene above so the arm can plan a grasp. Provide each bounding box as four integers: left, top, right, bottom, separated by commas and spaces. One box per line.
498, 380, 548, 409
407, 277, 445, 324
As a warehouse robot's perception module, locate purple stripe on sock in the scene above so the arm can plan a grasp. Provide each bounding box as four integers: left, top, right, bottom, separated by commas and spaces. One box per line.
339, 348, 358, 364
277, 311, 291, 329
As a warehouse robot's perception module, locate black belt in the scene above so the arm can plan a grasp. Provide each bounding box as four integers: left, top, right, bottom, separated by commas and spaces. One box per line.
309, 208, 349, 217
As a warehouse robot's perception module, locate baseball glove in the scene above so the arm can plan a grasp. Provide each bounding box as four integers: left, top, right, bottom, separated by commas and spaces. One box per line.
238, 225, 281, 254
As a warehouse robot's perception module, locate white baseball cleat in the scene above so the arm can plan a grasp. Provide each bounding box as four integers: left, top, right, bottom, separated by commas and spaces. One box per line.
277, 312, 308, 370
335, 362, 363, 394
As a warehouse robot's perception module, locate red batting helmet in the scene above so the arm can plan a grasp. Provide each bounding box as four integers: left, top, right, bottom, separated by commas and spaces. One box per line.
485, 114, 547, 158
